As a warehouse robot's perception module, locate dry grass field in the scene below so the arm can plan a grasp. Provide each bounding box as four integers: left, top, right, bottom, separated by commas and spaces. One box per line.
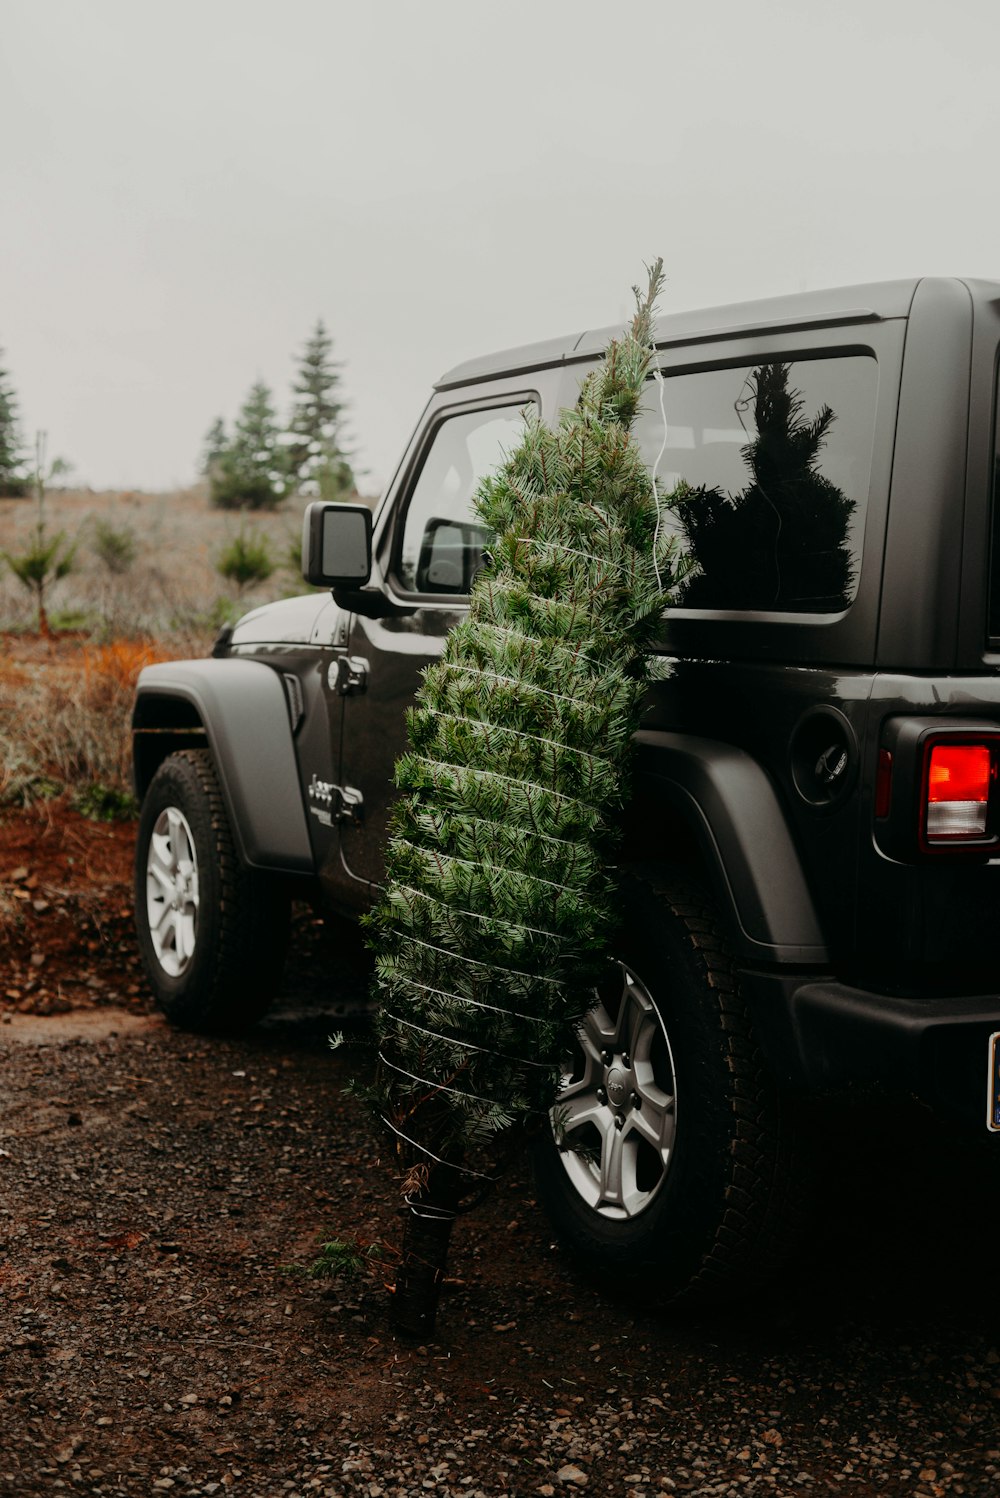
0, 484, 346, 639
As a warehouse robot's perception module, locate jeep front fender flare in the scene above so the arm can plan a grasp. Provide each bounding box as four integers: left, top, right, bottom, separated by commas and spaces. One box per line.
133, 660, 314, 875
632, 730, 829, 965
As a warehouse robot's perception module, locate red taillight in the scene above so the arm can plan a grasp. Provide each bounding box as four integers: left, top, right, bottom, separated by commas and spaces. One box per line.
925, 743, 993, 840
875, 748, 893, 819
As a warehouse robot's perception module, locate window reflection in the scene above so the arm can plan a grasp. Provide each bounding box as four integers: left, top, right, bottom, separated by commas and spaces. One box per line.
636, 355, 877, 614
398, 407, 528, 595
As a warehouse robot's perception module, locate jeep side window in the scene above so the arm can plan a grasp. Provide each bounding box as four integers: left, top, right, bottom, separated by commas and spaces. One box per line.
396, 405, 530, 595
635, 354, 877, 613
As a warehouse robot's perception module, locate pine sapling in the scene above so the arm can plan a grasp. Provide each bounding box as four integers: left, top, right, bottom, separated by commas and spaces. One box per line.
2, 434, 75, 638
216, 527, 275, 596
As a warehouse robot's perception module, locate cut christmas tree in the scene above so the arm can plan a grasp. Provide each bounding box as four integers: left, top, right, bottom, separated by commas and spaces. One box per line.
364, 260, 693, 1335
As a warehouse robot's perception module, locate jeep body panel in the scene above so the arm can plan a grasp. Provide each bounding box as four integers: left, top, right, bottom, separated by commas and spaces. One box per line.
631, 730, 829, 964
877, 276, 974, 671
330, 370, 565, 897
229, 591, 336, 648
436, 277, 921, 390
133, 660, 313, 874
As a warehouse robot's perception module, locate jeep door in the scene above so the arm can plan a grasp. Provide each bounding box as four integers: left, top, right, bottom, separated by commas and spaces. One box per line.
332, 379, 555, 908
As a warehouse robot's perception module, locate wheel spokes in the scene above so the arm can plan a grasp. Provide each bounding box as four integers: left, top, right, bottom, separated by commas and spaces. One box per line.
555, 1087, 605, 1135
551, 963, 677, 1221
145, 805, 200, 979
627, 1087, 676, 1160
596, 1120, 628, 1213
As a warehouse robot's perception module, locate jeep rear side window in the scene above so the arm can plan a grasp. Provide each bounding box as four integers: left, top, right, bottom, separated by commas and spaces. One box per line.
397, 405, 531, 595
635, 354, 877, 614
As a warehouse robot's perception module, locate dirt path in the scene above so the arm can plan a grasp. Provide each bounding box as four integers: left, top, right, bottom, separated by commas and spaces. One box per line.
3, 991, 1000, 1496
4, 797, 1000, 1494
1, 1007, 161, 1044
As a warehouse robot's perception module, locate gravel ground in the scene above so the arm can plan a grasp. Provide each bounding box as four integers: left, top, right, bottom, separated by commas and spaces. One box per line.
2, 998, 1000, 1497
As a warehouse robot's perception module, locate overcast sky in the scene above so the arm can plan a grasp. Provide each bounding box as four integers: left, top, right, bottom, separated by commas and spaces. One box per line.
3, 0, 999, 496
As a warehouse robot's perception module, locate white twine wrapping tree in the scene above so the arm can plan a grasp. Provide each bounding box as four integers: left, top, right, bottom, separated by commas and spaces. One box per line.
363, 260, 692, 1333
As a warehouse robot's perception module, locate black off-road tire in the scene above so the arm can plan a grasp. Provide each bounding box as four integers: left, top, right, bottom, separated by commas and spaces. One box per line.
134, 749, 290, 1032
534, 866, 803, 1306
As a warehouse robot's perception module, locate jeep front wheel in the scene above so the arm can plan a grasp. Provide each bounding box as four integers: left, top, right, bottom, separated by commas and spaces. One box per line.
134, 748, 290, 1032
534, 869, 803, 1305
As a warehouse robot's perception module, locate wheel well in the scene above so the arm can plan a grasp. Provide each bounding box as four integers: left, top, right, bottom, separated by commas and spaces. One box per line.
132, 695, 208, 801
621, 791, 704, 873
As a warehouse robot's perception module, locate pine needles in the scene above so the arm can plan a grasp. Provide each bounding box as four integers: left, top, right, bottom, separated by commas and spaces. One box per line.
364, 260, 692, 1330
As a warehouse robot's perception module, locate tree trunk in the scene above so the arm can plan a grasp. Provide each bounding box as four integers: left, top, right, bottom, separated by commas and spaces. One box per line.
391, 1180, 457, 1338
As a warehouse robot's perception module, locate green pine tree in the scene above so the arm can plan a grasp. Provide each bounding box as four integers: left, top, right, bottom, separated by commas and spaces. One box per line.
363, 260, 692, 1335
216, 526, 274, 596
2, 433, 75, 636
210, 381, 286, 511
0, 351, 29, 497
199, 416, 229, 480
284, 320, 355, 500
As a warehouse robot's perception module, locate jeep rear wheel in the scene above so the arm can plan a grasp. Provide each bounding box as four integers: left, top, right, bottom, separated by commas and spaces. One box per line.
535, 868, 803, 1305
134, 749, 290, 1032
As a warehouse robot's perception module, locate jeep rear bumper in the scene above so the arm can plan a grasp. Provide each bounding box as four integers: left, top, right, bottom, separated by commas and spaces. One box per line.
745, 973, 1000, 1130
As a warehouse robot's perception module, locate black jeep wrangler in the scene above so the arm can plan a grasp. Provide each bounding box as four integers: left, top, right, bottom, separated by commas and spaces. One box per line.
132, 276, 1000, 1295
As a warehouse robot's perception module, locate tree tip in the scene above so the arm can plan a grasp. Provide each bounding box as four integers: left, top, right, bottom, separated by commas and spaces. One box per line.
630, 257, 666, 346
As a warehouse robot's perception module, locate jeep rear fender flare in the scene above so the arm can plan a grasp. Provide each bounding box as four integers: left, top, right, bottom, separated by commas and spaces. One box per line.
133, 660, 314, 875
631, 730, 829, 965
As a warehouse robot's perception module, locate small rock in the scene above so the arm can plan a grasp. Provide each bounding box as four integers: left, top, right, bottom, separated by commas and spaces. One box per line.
557, 1466, 588, 1487
30, 951, 46, 969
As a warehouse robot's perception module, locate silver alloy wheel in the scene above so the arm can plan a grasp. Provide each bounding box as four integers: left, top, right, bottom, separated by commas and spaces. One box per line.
145, 806, 200, 978
552, 967, 677, 1220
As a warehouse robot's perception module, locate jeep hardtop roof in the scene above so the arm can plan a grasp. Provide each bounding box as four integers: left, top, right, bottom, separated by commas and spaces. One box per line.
435, 276, 991, 392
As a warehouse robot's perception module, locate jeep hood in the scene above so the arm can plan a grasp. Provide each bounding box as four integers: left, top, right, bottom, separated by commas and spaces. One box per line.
230, 592, 333, 647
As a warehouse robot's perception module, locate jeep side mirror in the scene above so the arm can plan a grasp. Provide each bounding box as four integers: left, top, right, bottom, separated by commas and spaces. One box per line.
301, 502, 373, 588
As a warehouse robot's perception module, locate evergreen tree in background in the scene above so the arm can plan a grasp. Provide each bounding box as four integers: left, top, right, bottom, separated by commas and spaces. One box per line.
363, 260, 692, 1335
0, 351, 29, 497
284, 320, 355, 500
209, 381, 286, 511
199, 416, 228, 481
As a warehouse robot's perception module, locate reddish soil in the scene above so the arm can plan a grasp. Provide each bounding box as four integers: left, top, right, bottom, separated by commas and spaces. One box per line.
0, 800, 146, 1017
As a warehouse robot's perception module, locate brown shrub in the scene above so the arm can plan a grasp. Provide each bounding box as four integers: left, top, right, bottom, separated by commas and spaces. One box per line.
0, 637, 189, 803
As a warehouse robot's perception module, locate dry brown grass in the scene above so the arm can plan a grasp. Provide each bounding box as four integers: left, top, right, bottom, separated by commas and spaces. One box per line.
0, 635, 196, 806
0, 483, 375, 812
0, 483, 377, 637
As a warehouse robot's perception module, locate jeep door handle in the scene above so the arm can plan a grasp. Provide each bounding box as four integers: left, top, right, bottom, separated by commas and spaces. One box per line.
328, 655, 369, 695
